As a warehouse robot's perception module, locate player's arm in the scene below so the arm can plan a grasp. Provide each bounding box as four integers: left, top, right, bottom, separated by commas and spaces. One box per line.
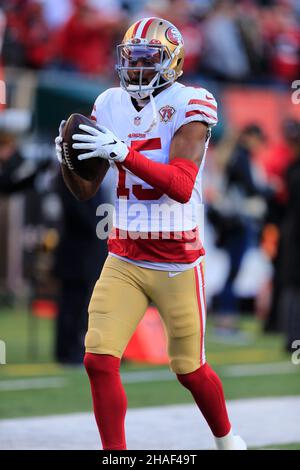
73, 121, 208, 203
72, 88, 217, 202
169, 121, 208, 166
120, 121, 208, 203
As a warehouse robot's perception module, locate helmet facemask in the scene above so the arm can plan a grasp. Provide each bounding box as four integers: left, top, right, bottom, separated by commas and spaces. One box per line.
116, 42, 179, 100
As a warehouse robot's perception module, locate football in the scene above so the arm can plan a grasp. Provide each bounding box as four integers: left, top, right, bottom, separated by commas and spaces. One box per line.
61, 113, 108, 181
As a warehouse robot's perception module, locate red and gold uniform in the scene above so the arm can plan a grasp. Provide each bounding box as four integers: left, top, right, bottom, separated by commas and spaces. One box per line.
79, 17, 245, 451
85, 80, 217, 372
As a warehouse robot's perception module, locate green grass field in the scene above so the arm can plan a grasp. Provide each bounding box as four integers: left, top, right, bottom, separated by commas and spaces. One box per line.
1, 308, 299, 420
256, 443, 300, 450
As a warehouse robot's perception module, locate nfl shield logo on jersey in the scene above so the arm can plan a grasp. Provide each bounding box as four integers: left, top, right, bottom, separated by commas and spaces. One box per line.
159, 105, 176, 123
134, 116, 141, 126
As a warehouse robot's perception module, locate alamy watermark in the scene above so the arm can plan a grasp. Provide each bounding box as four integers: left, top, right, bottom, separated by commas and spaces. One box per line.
291, 340, 300, 365
0, 340, 6, 364
95, 200, 204, 251
291, 80, 300, 104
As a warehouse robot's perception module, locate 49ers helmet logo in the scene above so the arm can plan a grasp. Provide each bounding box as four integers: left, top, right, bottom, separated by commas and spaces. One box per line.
159, 105, 176, 123
165, 27, 183, 46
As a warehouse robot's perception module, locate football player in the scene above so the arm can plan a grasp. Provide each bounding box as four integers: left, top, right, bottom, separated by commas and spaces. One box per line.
55, 17, 247, 450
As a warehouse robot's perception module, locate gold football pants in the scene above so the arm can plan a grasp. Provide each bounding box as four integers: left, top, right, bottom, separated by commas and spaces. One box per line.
85, 255, 206, 374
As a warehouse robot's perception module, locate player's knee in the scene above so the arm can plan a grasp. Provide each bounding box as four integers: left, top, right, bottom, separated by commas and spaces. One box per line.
84, 352, 121, 377
170, 356, 201, 375
176, 362, 218, 390
84, 327, 103, 350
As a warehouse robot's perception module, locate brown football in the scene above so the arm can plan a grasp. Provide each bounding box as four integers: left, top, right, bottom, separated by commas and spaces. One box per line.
61, 113, 108, 182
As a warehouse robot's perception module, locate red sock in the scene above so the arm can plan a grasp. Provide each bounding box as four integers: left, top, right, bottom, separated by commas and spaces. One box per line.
84, 353, 127, 450
177, 363, 231, 437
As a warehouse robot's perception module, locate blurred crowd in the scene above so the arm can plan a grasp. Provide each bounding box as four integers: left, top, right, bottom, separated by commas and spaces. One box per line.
2, 0, 300, 83
204, 118, 300, 351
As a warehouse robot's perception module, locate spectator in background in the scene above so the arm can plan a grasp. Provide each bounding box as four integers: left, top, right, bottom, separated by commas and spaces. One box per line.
263, 118, 298, 333
261, 0, 300, 83
0, 111, 51, 305
263, 119, 300, 337
42, 0, 73, 30
201, 0, 251, 81
0, 110, 47, 194
236, 1, 265, 79
263, 117, 297, 207
167, 0, 204, 78
54, 171, 111, 365
135, 0, 204, 79
3, 0, 55, 69
55, 0, 126, 76
277, 120, 300, 352
209, 124, 274, 336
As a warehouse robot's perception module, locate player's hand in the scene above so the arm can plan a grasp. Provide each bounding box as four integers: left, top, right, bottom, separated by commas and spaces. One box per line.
72, 125, 129, 163
55, 120, 66, 164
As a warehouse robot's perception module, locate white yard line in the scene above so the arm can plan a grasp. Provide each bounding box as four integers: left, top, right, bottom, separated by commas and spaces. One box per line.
122, 361, 298, 383
0, 396, 299, 450
0, 362, 297, 392
122, 369, 174, 383
0, 377, 68, 391
221, 362, 298, 377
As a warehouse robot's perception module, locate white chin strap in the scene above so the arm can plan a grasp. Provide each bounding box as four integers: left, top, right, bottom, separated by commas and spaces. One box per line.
123, 73, 159, 134
143, 93, 158, 134
124, 86, 158, 134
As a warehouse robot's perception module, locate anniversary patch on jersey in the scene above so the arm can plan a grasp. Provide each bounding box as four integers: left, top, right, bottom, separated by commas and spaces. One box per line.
159, 105, 176, 123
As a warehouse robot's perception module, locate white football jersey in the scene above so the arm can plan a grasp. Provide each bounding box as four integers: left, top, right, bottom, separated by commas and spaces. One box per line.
91, 81, 218, 271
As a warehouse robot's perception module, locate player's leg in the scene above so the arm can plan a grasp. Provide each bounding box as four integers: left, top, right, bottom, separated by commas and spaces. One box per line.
84, 255, 149, 450
151, 262, 246, 450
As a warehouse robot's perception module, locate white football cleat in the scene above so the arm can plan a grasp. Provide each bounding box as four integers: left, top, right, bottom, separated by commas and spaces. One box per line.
214, 430, 247, 450
231, 435, 247, 450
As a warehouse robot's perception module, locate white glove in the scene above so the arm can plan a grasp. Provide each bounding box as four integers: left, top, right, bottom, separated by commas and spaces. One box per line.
55, 120, 66, 164
72, 125, 129, 163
